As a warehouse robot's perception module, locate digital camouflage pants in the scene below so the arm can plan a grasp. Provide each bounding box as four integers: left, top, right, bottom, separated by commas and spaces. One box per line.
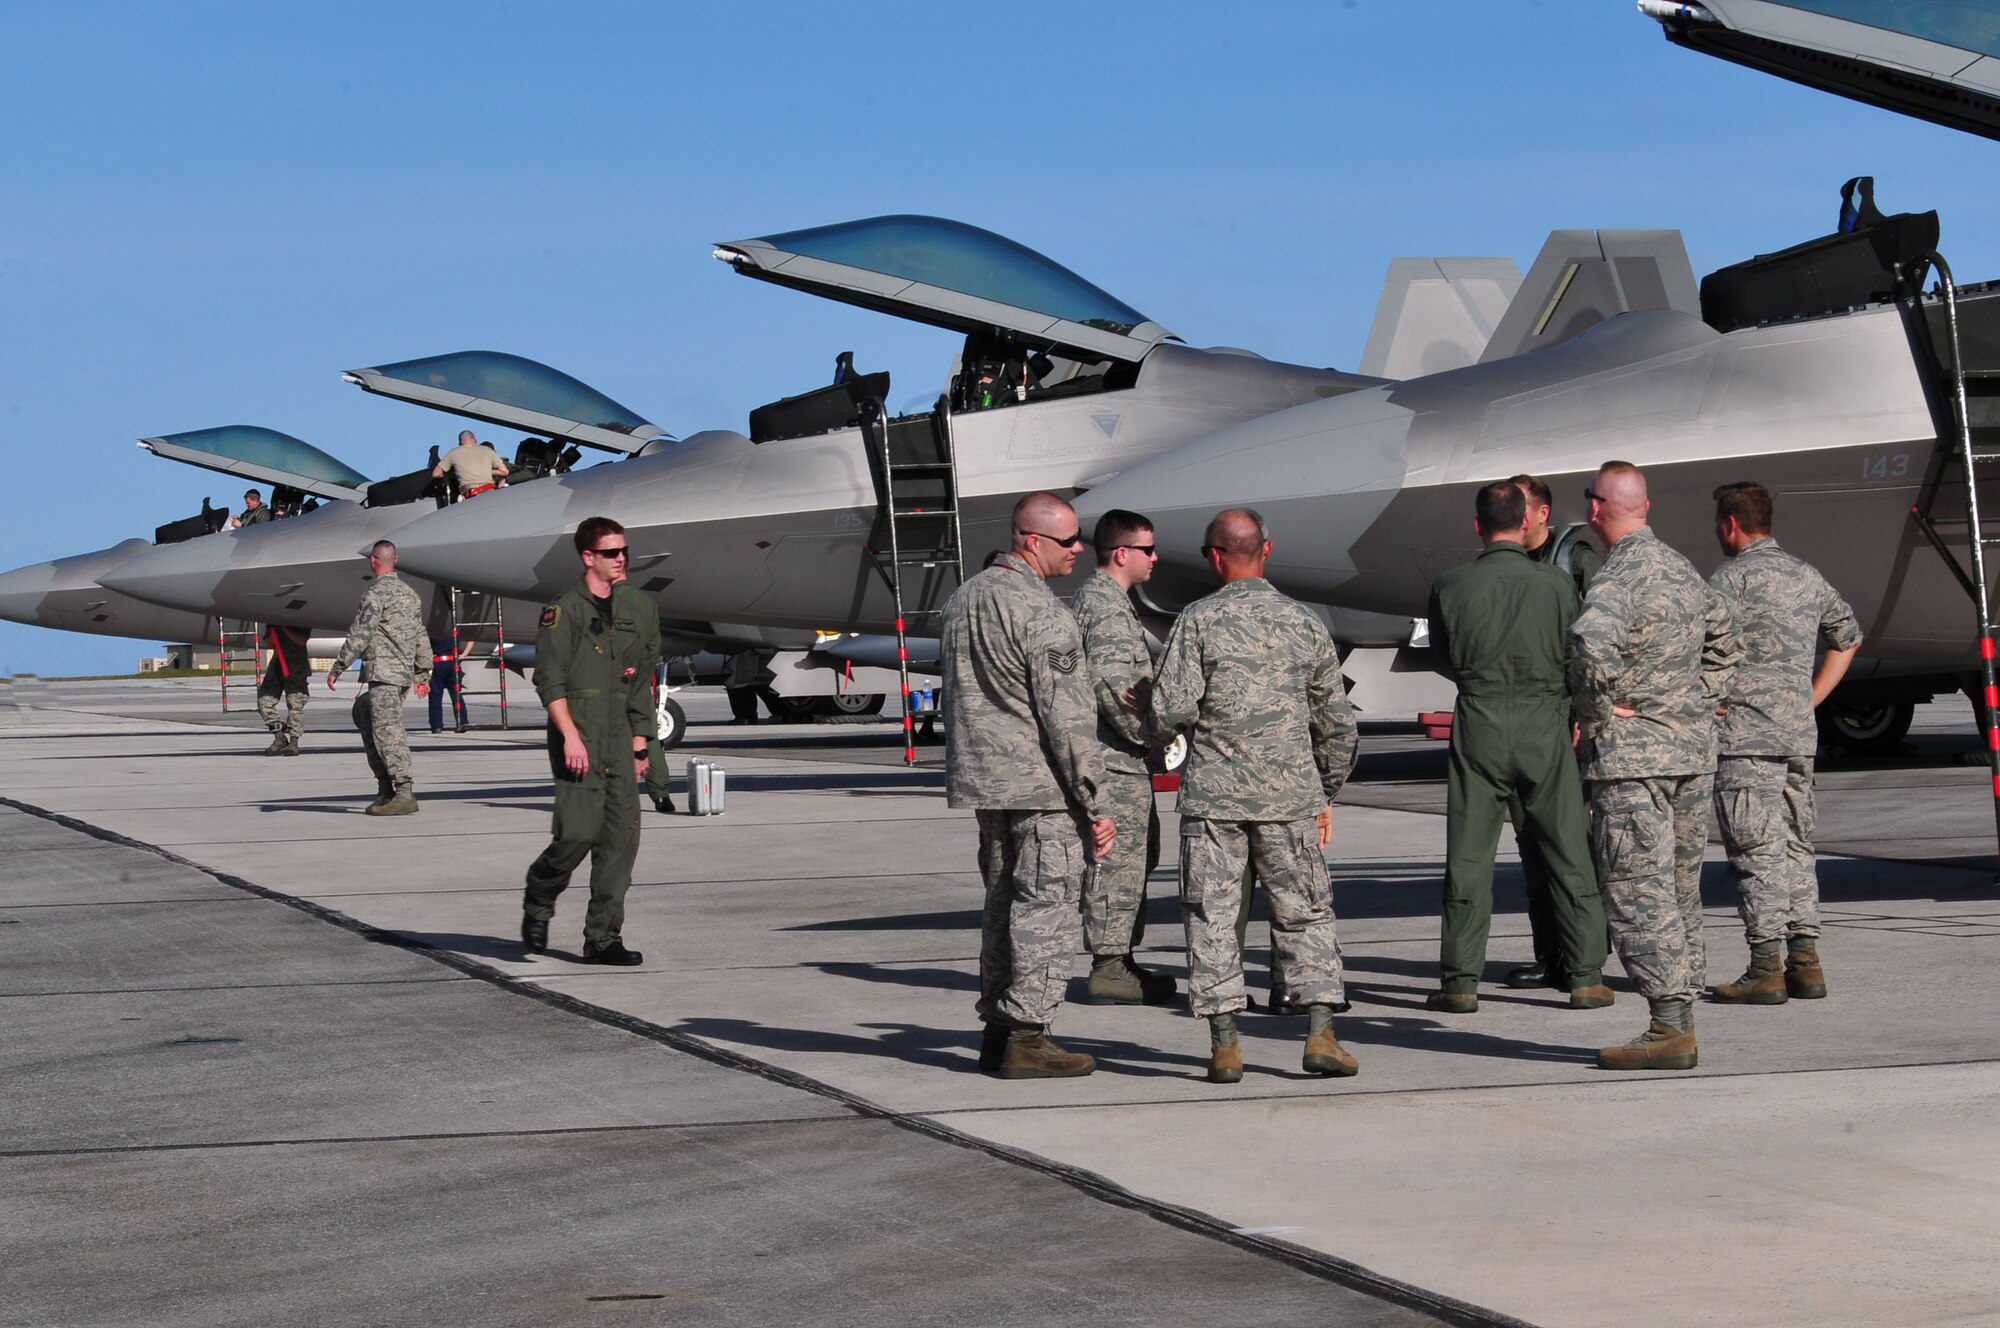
1180, 816, 1343, 1018
1713, 755, 1819, 946
352, 683, 414, 796
1082, 770, 1154, 956
1590, 773, 1711, 1004
257, 685, 307, 739
976, 808, 1091, 1029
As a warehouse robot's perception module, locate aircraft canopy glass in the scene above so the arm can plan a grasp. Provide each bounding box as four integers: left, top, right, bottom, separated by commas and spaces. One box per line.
365, 352, 652, 435
140, 426, 371, 500
1763, 2, 2000, 58
751, 216, 1150, 334
719, 214, 1172, 364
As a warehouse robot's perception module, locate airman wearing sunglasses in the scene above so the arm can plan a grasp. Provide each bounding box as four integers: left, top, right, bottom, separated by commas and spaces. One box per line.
521, 515, 662, 967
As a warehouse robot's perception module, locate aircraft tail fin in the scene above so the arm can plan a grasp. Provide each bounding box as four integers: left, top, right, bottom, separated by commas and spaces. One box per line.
1477, 230, 1699, 363
1359, 258, 1522, 380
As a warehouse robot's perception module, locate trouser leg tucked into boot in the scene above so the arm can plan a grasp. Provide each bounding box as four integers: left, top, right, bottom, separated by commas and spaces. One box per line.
1785, 937, 1827, 999
1713, 941, 1787, 1004
1598, 999, 1698, 1070
1206, 1013, 1242, 1084
1302, 1003, 1358, 1077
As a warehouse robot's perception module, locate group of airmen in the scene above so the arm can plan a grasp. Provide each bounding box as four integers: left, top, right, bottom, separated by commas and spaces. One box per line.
944, 459, 1859, 1083
287, 452, 1859, 1077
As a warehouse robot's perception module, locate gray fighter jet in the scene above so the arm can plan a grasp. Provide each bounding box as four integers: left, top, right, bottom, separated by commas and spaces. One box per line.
1076, 211, 2000, 747
363, 215, 1414, 638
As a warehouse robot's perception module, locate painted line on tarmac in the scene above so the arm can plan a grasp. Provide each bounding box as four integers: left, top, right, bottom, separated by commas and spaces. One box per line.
3, 795, 1531, 1328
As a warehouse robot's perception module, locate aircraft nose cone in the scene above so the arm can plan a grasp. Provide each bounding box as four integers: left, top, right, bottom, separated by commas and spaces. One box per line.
394, 481, 575, 598
98, 538, 230, 614
0, 561, 56, 626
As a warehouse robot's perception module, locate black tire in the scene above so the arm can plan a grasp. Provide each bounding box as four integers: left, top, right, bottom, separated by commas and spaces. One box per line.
1817, 700, 1913, 755
655, 695, 686, 751
760, 687, 818, 722
817, 691, 886, 716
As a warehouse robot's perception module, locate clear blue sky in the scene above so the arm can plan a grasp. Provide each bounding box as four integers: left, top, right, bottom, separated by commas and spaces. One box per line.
4, 1, 1997, 675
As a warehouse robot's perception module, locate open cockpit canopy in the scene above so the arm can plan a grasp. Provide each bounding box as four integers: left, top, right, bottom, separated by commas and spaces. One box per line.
138, 425, 370, 503
1644, 0, 2000, 140
343, 351, 667, 454
715, 215, 1174, 365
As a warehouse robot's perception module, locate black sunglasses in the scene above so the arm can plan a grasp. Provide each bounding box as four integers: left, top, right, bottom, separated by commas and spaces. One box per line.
589, 545, 629, 559
1017, 528, 1084, 549
1583, 489, 1605, 504
1109, 543, 1158, 556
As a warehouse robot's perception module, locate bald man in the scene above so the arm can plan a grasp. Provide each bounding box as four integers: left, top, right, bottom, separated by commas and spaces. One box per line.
433, 429, 509, 499
1570, 462, 1739, 1070
1149, 508, 1360, 1084
941, 491, 1117, 1079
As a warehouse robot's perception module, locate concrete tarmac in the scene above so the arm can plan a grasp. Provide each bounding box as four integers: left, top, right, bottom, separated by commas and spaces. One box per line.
3, 677, 1997, 1326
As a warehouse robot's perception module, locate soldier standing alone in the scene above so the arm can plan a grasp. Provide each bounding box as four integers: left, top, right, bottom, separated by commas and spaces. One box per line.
1148, 508, 1359, 1084
1426, 481, 1611, 1013
942, 491, 1116, 1079
520, 516, 659, 966
1570, 462, 1739, 1070
1707, 482, 1861, 1004
1071, 508, 1175, 1006
326, 541, 430, 815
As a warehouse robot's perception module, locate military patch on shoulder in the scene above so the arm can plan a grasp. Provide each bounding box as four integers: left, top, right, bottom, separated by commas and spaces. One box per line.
1047, 647, 1079, 675
540, 605, 561, 629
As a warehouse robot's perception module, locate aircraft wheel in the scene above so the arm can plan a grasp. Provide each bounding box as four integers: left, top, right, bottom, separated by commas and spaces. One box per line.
761, 688, 818, 722
656, 695, 687, 751
819, 691, 886, 716
1817, 700, 1913, 755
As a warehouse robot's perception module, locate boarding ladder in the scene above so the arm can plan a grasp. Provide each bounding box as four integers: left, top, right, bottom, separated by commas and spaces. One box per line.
1906, 251, 2000, 858
859, 394, 964, 764
447, 586, 509, 730
217, 619, 261, 713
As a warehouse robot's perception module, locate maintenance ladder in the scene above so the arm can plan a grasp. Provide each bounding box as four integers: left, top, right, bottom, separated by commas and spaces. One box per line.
860, 395, 964, 764
1908, 250, 2000, 858
447, 586, 510, 730
217, 619, 261, 712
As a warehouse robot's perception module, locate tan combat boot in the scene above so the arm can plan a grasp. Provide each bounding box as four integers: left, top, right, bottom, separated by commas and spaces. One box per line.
994, 1031, 1096, 1079
1425, 991, 1477, 1014
1207, 1041, 1243, 1084
262, 732, 286, 756
1712, 950, 1787, 1004
1785, 939, 1828, 999
368, 792, 419, 817
1302, 1026, 1359, 1077
1568, 983, 1616, 1009
1597, 1019, 1698, 1071
282, 735, 299, 757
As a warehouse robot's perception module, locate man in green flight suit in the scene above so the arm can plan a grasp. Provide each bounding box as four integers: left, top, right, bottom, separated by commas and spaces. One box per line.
520, 516, 660, 966
1426, 481, 1611, 1013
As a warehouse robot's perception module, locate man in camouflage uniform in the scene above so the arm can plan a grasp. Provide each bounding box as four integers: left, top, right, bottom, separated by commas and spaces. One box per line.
256, 622, 311, 756
1707, 482, 1862, 1004
521, 516, 660, 966
1570, 462, 1739, 1070
1503, 473, 1605, 989
327, 541, 430, 815
1149, 508, 1360, 1084
942, 491, 1117, 1079
1427, 482, 1610, 1014
1071, 508, 1175, 1007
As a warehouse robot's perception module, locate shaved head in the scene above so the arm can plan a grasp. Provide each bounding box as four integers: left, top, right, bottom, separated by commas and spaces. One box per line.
1589, 460, 1651, 545
1201, 508, 1271, 584
1009, 490, 1082, 580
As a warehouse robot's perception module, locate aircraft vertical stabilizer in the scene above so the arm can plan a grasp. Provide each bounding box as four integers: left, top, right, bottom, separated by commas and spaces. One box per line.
1478, 230, 1699, 363
1358, 258, 1522, 380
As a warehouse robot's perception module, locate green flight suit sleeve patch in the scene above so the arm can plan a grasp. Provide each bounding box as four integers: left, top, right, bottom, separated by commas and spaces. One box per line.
540, 604, 561, 629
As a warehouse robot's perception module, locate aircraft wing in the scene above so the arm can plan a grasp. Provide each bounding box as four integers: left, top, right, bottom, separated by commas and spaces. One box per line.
138, 425, 370, 503
1642, 1, 2000, 141
343, 350, 670, 455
